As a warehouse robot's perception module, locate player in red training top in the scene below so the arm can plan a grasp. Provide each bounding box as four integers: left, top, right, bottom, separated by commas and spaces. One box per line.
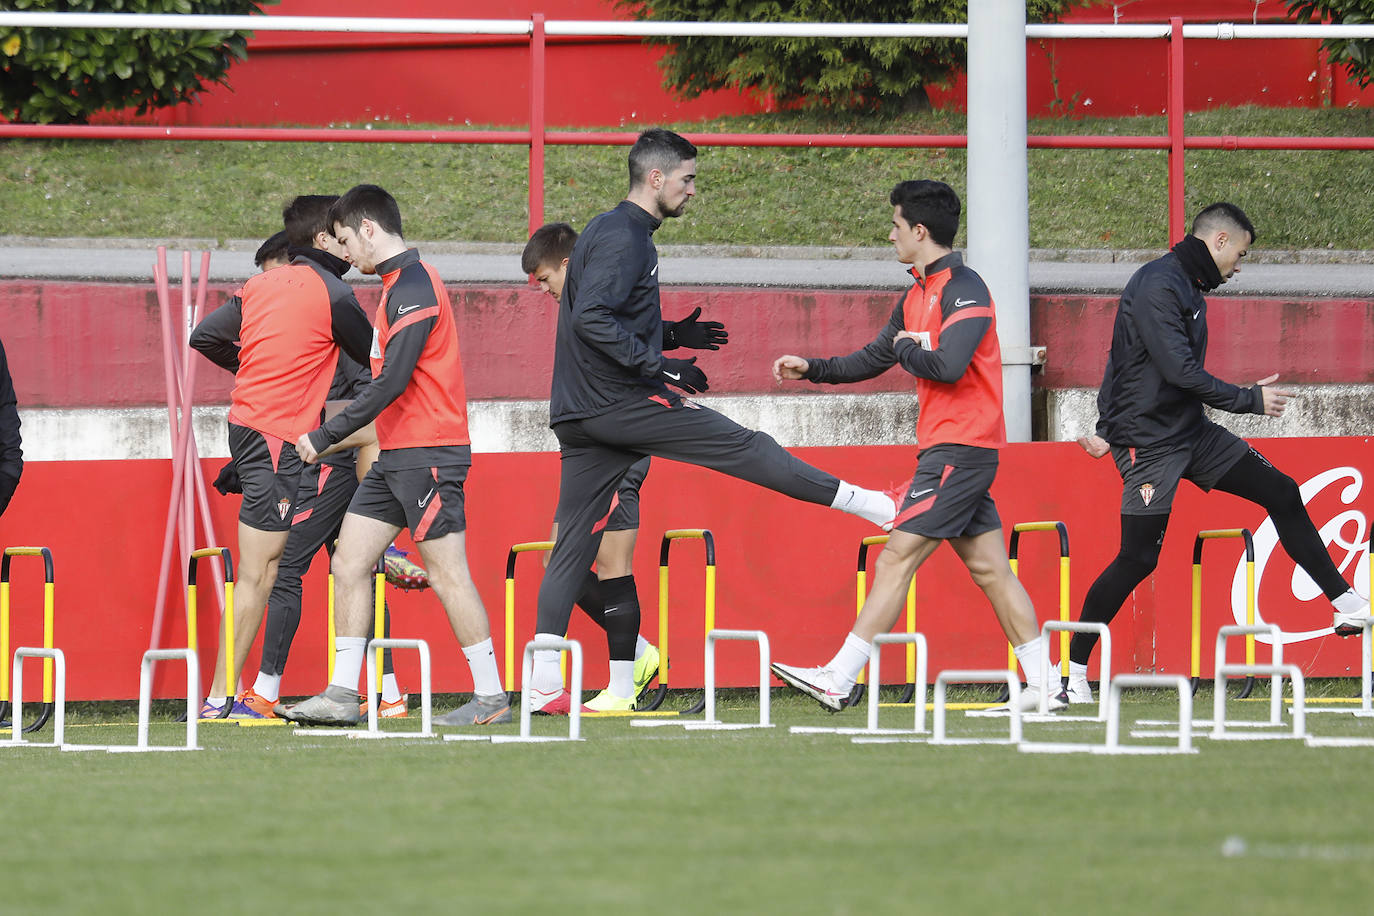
770, 179, 1066, 714
278, 184, 507, 728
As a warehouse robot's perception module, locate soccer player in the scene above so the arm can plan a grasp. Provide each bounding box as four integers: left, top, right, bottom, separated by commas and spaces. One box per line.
769, 179, 1065, 713
0, 336, 21, 518
1065, 202, 1371, 702
190, 196, 373, 718
254, 231, 290, 271
280, 184, 508, 727
527, 128, 898, 708
520, 221, 727, 713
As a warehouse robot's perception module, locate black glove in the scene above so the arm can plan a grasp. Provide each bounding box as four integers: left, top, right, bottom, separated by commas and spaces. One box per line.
663, 306, 728, 351
658, 357, 709, 394
212, 460, 243, 496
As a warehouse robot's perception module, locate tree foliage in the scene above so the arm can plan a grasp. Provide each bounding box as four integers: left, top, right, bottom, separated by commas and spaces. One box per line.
1288, 0, 1374, 88
614, 1, 1081, 112
0, 0, 277, 124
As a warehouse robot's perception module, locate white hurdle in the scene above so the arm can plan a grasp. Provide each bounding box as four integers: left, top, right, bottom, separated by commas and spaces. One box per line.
683, 629, 773, 731
0, 647, 66, 748
458, 635, 582, 744
932, 670, 1021, 745
791, 632, 929, 740
1211, 663, 1306, 741
103, 649, 200, 753
352, 638, 433, 740
1031, 621, 1110, 722
1104, 674, 1196, 755
1136, 623, 1284, 729
1306, 617, 1374, 719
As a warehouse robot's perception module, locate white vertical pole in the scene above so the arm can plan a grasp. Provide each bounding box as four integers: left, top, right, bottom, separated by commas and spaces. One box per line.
968, 0, 1032, 442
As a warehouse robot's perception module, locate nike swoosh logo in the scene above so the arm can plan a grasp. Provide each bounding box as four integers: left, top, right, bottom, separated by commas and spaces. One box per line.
664, 371, 681, 381
1192, 310, 1201, 319
650, 265, 659, 276
907, 487, 934, 501
396, 303, 425, 315
418, 488, 435, 508
954, 298, 977, 308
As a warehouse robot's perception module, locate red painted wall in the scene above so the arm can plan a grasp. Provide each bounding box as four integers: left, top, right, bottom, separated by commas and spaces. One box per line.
121, 0, 1372, 129
5, 281, 1373, 409
0, 439, 1368, 701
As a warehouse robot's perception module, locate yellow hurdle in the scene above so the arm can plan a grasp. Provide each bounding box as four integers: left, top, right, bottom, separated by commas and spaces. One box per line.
503, 541, 556, 694
1192, 529, 1256, 697
0, 546, 56, 733
326, 557, 386, 695
854, 535, 917, 703
187, 547, 234, 720
1007, 522, 1071, 682
641, 529, 715, 713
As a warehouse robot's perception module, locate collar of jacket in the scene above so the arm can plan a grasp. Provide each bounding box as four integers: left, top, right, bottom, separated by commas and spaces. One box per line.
1170, 235, 1224, 292
288, 246, 352, 278
618, 199, 663, 234
908, 250, 963, 285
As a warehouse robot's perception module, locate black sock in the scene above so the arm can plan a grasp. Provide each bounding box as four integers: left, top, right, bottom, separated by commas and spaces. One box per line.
1070, 514, 1169, 665
574, 570, 609, 631
600, 575, 640, 662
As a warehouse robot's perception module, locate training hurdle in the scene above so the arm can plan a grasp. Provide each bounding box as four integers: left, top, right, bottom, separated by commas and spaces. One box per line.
0, 546, 56, 733
793, 633, 929, 740
187, 546, 235, 721
635, 529, 715, 714
0, 648, 66, 749
1137, 624, 1284, 730
1027, 621, 1111, 722
349, 638, 434, 740
468, 635, 583, 744
932, 671, 1022, 745
1190, 529, 1256, 698
1006, 522, 1071, 695
680, 629, 773, 731
1209, 663, 1306, 742
847, 535, 919, 708
327, 556, 388, 699
1021, 673, 1197, 755
64, 649, 199, 753
502, 541, 556, 699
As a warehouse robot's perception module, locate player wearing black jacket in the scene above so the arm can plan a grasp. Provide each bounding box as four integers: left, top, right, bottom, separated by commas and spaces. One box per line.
0, 338, 21, 517
527, 129, 899, 709
1063, 203, 1371, 703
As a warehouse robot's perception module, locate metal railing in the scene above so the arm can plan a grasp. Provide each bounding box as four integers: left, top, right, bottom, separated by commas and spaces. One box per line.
3, 14, 1374, 241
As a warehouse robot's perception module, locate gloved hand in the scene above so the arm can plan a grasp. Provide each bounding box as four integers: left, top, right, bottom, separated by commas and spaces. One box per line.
663, 306, 728, 350
212, 461, 243, 496
658, 356, 709, 394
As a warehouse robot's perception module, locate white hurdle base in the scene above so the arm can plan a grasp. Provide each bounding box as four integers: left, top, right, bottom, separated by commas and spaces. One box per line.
789, 632, 929, 740
0, 647, 66, 749
350, 638, 434, 740
1022, 674, 1196, 755
446, 635, 583, 744
931, 670, 1021, 745
101, 649, 200, 754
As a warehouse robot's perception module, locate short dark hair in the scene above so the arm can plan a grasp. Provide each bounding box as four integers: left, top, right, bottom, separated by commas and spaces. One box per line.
282, 195, 340, 248
1191, 202, 1257, 244
521, 222, 578, 275
889, 180, 961, 248
328, 184, 403, 237
254, 230, 290, 268
628, 128, 697, 189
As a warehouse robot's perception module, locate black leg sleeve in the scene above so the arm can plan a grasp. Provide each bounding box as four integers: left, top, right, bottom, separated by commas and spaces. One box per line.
1213, 449, 1351, 600
599, 574, 641, 662
574, 570, 609, 631
1070, 513, 1170, 665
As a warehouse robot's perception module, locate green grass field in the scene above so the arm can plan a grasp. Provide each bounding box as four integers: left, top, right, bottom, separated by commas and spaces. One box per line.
4, 685, 1371, 915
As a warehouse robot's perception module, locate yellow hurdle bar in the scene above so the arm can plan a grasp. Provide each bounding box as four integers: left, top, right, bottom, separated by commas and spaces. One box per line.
373, 559, 385, 696
504, 542, 555, 694
655, 529, 716, 710
326, 572, 336, 681
1, 546, 55, 707
1007, 522, 1071, 679
188, 547, 234, 718
1192, 529, 1256, 691
854, 535, 916, 690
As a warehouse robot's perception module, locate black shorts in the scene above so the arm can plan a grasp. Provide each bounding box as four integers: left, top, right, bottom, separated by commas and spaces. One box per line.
892, 450, 1001, 540
347, 462, 470, 541
1113, 420, 1249, 515
229, 423, 305, 532
280, 461, 359, 570
558, 456, 650, 533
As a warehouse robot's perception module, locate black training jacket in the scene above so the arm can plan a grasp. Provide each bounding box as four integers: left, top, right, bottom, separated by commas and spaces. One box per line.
549, 201, 669, 425
1095, 251, 1263, 447
0, 338, 21, 515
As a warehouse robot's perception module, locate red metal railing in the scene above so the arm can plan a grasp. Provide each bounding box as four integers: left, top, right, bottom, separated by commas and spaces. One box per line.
4, 15, 1374, 244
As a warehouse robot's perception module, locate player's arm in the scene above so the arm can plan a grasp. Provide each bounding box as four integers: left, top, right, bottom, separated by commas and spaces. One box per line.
0, 340, 21, 515
1136, 287, 1263, 414
893, 276, 990, 383
312, 398, 377, 459
188, 294, 244, 372
790, 299, 905, 384
325, 281, 375, 369
570, 228, 662, 378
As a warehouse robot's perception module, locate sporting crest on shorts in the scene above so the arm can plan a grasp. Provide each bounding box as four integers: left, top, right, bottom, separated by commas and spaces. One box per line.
277, 498, 291, 520
1138, 483, 1155, 507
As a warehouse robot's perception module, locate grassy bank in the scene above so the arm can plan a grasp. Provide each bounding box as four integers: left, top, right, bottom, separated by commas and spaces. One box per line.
2, 106, 1372, 251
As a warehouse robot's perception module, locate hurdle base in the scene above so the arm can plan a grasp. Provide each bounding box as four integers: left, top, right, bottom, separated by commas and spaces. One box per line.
1305, 736, 1374, 747
683, 721, 774, 731
442, 734, 493, 743
348, 730, 436, 740
850, 735, 930, 745
106, 745, 201, 753
790, 726, 922, 736
490, 735, 584, 744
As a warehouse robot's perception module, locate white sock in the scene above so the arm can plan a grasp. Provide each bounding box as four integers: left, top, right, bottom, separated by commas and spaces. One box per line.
329, 637, 366, 693
635, 635, 651, 660
1332, 588, 1370, 614
830, 481, 896, 528
1013, 635, 1048, 691
462, 637, 504, 697
205, 695, 226, 707
608, 659, 635, 699
251, 672, 281, 703
825, 632, 872, 689
1068, 660, 1089, 682
530, 634, 565, 695
381, 672, 401, 703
